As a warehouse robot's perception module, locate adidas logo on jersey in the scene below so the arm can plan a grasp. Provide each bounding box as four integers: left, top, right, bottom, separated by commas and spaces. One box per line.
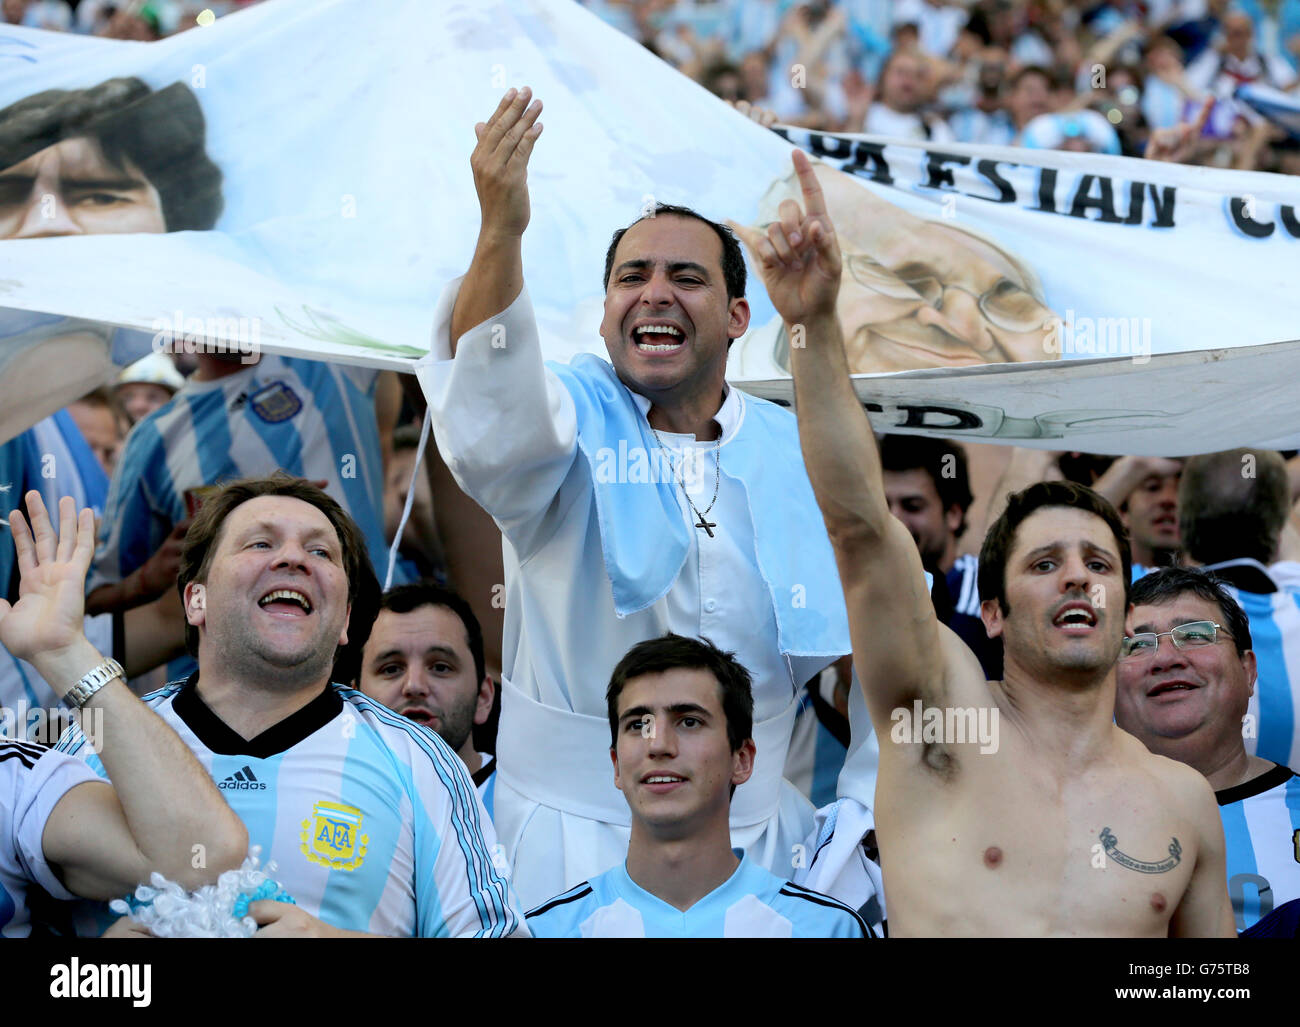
219, 765, 266, 790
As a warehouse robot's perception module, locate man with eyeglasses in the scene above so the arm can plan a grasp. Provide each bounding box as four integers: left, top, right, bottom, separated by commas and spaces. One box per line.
1115, 567, 1300, 933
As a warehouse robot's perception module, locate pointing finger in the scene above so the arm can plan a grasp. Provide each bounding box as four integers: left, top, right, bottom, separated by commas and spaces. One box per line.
791, 148, 828, 219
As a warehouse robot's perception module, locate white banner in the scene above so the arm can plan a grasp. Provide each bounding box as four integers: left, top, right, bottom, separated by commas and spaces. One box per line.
1, 0, 1297, 452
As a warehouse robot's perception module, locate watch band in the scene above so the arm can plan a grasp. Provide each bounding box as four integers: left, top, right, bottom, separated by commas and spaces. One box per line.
63, 658, 125, 709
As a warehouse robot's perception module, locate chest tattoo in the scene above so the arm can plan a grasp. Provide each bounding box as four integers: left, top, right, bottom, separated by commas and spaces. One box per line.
1099, 827, 1182, 874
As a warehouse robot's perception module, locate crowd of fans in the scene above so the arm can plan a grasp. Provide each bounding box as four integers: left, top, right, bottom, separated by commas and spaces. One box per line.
3, 0, 1298, 940
581, 0, 1300, 170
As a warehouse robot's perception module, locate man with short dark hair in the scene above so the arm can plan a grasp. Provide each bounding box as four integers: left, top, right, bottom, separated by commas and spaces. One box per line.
1115, 567, 1300, 932
1177, 448, 1300, 771
735, 157, 1234, 935
358, 581, 497, 809
525, 634, 870, 938
58, 474, 524, 937
421, 89, 849, 906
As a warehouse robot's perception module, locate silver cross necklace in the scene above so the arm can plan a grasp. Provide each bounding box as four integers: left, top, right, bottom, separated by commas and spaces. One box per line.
649, 425, 721, 538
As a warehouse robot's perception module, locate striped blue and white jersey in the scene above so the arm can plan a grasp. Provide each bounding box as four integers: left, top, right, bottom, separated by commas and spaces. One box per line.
1, 412, 113, 715
1, 739, 98, 937
473, 755, 496, 820
525, 849, 872, 938
1230, 588, 1300, 770
1217, 763, 1300, 932
89, 355, 395, 596
785, 672, 848, 809
56, 679, 524, 937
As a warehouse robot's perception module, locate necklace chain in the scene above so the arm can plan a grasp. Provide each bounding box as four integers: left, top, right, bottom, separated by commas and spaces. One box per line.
650, 424, 721, 533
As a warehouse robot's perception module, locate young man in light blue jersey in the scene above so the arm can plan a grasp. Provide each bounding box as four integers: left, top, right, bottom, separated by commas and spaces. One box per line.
1116, 567, 1300, 932
526, 634, 871, 938
58, 474, 524, 937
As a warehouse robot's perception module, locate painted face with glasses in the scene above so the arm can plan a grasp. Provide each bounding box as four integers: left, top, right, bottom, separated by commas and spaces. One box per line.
748, 163, 1062, 374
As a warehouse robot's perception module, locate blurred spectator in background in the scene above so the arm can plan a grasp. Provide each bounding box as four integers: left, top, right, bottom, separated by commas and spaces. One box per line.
1187, 9, 1297, 97
113, 351, 185, 426
1093, 455, 1185, 572
384, 421, 446, 583
1177, 448, 1300, 773
864, 47, 955, 139
881, 434, 1003, 679
64, 387, 126, 477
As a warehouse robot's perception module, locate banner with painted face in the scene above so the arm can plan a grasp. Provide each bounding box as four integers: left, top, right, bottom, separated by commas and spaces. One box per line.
0, 0, 1297, 452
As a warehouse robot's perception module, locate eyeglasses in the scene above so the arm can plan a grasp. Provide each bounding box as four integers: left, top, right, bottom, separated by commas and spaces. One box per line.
844, 254, 1045, 334
1119, 621, 1232, 660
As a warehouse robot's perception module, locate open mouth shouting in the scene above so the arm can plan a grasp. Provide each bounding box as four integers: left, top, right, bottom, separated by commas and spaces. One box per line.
1052, 600, 1097, 635
257, 587, 314, 618
632, 321, 685, 354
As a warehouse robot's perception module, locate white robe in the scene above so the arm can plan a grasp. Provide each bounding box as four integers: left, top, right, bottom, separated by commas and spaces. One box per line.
418, 280, 833, 906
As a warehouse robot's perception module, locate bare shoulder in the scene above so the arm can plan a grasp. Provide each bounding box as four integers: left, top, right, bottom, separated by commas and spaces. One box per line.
1121, 732, 1220, 828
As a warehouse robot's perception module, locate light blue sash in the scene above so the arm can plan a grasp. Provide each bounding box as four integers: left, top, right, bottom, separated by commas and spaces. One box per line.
548, 354, 849, 658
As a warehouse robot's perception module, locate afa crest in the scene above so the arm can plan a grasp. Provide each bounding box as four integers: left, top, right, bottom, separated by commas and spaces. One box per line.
300, 800, 369, 871
249, 380, 302, 423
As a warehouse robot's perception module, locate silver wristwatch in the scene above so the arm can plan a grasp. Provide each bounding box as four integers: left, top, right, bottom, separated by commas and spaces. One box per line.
63, 658, 125, 709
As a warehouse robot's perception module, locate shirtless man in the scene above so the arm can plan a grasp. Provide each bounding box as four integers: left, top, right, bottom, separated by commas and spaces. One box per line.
731, 151, 1234, 937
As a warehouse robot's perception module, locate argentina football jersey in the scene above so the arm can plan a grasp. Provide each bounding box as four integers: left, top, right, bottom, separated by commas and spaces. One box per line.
57, 679, 522, 937
1216, 764, 1300, 932
89, 355, 400, 600
525, 849, 872, 938
0, 740, 100, 937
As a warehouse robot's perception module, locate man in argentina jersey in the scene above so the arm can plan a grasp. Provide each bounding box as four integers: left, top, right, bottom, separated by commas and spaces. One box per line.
1174, 449, 1300, 770
526, 635, 870, 938
1, 490, 247, 936
59, 475, 523, 937
1116, 568, 1300, 931
356, 582, 498, 815
83, 349, 405, 680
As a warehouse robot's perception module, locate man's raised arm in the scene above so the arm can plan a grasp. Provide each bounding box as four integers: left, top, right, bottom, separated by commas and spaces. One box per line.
449, 87, 543, 353
1, 492, 247, 901
731, 150, 953, 727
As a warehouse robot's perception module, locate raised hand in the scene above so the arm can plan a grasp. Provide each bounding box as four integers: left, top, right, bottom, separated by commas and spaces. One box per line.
471, 87, 544, 242
1146, 96, 1213, 164
729, 148, 841, 329
0, 492, 94, 665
